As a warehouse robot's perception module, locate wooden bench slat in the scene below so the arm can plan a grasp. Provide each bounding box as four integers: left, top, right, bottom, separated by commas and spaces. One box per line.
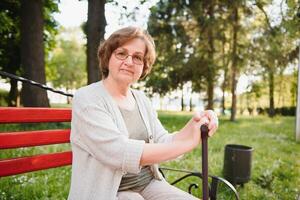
0, 151, 72, 177
0, 129, 71, 149
0, 107, 71, 123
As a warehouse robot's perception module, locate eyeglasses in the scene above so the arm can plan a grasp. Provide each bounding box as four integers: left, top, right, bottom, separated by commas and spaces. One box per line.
114, 49, 144, 65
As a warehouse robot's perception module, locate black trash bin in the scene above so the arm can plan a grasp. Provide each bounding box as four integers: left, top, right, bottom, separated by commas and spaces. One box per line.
223, 144, 253, 186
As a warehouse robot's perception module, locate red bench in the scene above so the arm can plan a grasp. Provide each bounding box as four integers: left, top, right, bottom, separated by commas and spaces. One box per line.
0, 107, 72, 177
0, 107, 239, 199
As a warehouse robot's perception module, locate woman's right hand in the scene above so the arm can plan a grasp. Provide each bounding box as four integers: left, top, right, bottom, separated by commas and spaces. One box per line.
193, 112, 210, 143
140, 111, 216, 166
179, 112, 210, 148
195, 110, 219, 137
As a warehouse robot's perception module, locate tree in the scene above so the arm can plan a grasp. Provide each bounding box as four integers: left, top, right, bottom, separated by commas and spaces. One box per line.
147, 1, 193, 111
146, 0, 298, 116
147, 0, 223, 110
219, 0, 253, 121
47, 35, 86, 103
220, 33, 231, 115
252, 0, 300, 117
229, 2, 239, 121
0, 1, 58, 106
86, 0, 106, 84
20, 0, 49, 107
0, 1, 21, 106
190, 0, 218, 110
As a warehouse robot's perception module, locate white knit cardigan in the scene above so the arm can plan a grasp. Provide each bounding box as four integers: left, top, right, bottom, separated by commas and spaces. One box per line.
68, 81, 174, 200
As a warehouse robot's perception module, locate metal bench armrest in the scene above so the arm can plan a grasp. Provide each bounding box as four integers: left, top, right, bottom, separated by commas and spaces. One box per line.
159, 167, 239, 200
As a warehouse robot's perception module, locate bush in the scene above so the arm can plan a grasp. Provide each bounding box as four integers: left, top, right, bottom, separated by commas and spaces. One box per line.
256, 107, 296, 116
0, 89, 8, 106
256, 107, 266, 115
275, 107, 296, 116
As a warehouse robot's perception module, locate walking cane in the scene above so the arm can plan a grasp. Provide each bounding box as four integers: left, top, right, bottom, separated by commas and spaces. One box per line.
201, 124, 209, 200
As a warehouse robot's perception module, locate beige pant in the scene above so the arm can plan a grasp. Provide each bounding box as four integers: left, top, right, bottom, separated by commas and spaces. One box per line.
117, 179, 199, 200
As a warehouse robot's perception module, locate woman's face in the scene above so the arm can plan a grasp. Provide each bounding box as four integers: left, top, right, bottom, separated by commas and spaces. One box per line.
107, 38, 146, 85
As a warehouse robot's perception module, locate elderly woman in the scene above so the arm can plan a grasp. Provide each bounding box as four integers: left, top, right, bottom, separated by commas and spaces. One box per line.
68, 26, 218, 200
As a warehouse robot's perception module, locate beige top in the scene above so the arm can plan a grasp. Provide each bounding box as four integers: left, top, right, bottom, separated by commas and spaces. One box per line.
68, 81, 175, 200
119, 102, 149, 142
118, 103, 154, 192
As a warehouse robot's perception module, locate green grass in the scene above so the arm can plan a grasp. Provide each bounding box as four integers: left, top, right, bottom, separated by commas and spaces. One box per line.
0, 113, 299, 199
160, 112, 300, 200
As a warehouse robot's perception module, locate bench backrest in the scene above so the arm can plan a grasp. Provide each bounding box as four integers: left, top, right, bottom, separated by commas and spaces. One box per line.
0, 107, 72, 177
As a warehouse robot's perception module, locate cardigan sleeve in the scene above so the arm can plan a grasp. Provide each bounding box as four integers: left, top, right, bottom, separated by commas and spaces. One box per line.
71, 94, 145, 174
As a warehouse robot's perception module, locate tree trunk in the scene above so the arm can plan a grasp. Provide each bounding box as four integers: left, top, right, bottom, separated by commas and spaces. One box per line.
230, 6, 238, 121
160, 95, 163, 110
181, 85, 184, 111
66, 87, 71, 104
277, 69, 284, 107
221, 69, 227, 115
87, 0, 106, 84
221, 41, 228, 115
189, 92, 193, 112
8, 79, 18, 106
268, 66, 275, 117
20, 0, 49, 107
296, 44, 300, 141
206, 1, 215, 110
206, 70, 214, 110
